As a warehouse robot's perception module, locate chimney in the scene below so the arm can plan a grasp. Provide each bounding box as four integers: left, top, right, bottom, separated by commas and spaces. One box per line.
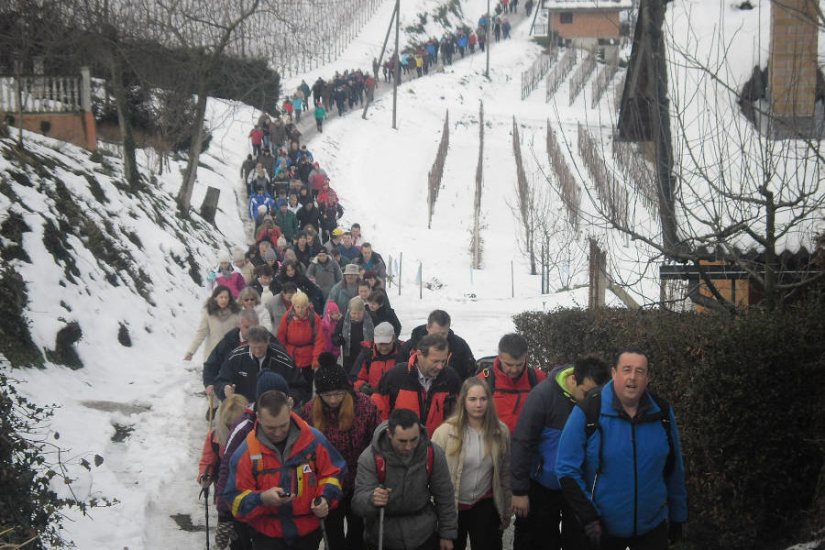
768, 0, 819, 137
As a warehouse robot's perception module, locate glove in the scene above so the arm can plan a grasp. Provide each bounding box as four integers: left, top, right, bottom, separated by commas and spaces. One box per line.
207, 271, 217, 282
668, 522, 683, 544
583, 520, 602, 550
360, 383, 373, 395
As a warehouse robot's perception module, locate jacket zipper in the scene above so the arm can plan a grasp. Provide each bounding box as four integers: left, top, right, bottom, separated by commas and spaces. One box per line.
632, 419, 638, 536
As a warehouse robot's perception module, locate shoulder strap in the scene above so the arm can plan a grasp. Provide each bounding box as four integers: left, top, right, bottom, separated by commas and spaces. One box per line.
648, 392, 676, 477
526, 367, 538, 388
246, 431, 263, 479
373, 443, 434, 485
582, 390, 602, 438
374, 450, 387, 485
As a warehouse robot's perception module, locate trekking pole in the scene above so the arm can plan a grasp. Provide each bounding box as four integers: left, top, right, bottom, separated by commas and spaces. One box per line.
207, 393, 215, 432
313, 497, 330, 549
377, 485, 385, 550
200, 479, 211, 550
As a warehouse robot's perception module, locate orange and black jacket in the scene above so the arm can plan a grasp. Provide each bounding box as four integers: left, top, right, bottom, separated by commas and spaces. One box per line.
371, 355, 461, 435
224, 412, 346, 542
351, 341, 402, 392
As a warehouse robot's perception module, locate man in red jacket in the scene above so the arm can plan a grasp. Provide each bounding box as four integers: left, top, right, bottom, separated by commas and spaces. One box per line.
224, 390, 346, 549
478, 333, 546, 433
371, 334, 461, 435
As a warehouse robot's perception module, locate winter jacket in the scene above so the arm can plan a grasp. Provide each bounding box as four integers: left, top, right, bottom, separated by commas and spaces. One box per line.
399, 326, 477, 381
510, 365, 577, 495
306, 257, 342, 299
270, 120, 287, 146
320, 203, 344, 232
367, 303, 401, 337
296, 204, 322, 230
333, 314, 375, 372
248, 193, 275, 221
274, 210, 299, 242
214, 271, 247, 299
326, 280, 359, 317
314, 105, 326, 120
224, 413, 346, 541
249, 128, 263, 145
320, 307, 342, 357
217, 408, 255, 515
202, 327, 243, 388
355, 252, 387, 280
555, 381, 688, 538
292, 243, 313, 270
198, 428, 221, 482
276, 270, 321, 300
336, 244, 361, 265
371, 355, 462, 436
187, 307, 240, 361
352, 421, 458, 549
351, 341, 402, 392
299, 392, 380, 494
478, 358, 547, 434
256, 226, 283, 246
431, 420, 511, 527
291, 96, 304, 112
276, 308, 325, 368
214, 340, 305, 403
265, 294, 290, 329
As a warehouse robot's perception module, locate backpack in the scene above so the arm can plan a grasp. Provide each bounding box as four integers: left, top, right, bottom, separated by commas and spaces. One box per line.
581, 390, 675, 476
374, 443, 434, 485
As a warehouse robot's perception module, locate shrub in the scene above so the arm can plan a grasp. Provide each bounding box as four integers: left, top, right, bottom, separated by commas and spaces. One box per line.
513, 302, 825, 549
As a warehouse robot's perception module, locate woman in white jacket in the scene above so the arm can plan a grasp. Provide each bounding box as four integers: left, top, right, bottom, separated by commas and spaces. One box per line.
184, 285, 241, 362
432, 377, 512, 550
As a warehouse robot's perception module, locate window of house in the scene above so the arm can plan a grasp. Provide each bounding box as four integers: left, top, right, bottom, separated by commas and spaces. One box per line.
560, 12, 573, 23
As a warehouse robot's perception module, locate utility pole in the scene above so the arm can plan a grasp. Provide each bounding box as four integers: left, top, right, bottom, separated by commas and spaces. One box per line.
362, 0, 399, 119
392, 0, 400, 129
485, 0, 491, 78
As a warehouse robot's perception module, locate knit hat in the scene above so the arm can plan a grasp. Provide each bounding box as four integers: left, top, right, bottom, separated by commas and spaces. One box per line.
325, 301, 340, 316
264, 248, 278, 261
256, 371, 290, 399
374, 322, 395, 344
314, 353, 350, 394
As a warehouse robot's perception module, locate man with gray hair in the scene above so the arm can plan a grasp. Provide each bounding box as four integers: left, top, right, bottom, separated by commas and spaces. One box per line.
215, 326, 306, 404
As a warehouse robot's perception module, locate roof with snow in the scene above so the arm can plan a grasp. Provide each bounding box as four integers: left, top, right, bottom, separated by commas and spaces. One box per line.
543, 0, 633, 11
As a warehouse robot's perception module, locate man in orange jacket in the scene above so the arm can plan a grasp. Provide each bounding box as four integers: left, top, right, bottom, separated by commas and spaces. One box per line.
371, 334, 461, 436
224, 390, 347, 549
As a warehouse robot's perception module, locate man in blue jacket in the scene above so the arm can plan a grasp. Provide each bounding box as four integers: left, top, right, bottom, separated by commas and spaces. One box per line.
556, 349, 688, 549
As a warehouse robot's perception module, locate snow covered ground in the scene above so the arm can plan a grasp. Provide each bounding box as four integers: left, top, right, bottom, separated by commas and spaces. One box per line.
2, 0, 823, 548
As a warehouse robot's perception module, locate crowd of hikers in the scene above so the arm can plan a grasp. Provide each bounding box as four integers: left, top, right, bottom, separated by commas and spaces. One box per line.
184, 3, 687, 547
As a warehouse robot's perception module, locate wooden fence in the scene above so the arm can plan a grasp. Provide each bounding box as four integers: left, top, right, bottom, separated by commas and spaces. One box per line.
520, 48, 556, 100
427, 110, 450, 228
546, 120, 580, 230
577, 123, 627, 225
545, 47, 576, 102
568, 51, 597, 105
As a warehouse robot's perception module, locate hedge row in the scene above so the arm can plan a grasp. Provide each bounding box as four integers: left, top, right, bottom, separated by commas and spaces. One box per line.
513, 300, 825, 549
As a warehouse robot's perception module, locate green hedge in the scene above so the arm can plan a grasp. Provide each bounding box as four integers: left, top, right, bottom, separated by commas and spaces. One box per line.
513, 302, 825, 550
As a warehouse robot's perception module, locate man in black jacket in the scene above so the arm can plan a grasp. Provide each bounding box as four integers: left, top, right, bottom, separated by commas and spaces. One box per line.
214, 326, 307, 405
398, 310, 477, 380
202, 309, 260, 396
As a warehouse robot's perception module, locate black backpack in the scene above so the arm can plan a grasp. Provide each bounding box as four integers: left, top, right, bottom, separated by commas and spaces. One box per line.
581, 389, 675, 476
477, 355, 539, 394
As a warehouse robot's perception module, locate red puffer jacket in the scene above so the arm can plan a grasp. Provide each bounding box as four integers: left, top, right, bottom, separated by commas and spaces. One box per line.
277, 308, 325, 368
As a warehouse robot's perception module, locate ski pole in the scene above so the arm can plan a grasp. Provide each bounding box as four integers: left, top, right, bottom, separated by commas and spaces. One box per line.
200, 480, 211, 550
313, 497, 330, 549
377, 485, 385, 550
207, 393, 215, 432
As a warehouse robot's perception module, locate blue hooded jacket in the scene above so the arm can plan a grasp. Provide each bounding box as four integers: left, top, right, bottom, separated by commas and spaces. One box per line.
555, 381, 687, 538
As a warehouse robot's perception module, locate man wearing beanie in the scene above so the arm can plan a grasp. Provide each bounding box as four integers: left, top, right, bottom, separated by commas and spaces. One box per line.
215, 371, 291, 550
300, 353, 380, 550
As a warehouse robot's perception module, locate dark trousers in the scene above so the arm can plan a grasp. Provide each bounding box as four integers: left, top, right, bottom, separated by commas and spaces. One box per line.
513, 482, 587, 550
231, 520, 253, 550
251, 529, 322, 550
455, 497, 502, 550
603, 521, 668, 550
325, 493, 364, 550
368, 532, 438, 550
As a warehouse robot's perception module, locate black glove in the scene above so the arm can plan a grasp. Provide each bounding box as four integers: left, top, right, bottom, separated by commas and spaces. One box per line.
668, 522, 683, 544
360, 383, 373, 395
583, 519, 603, 550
